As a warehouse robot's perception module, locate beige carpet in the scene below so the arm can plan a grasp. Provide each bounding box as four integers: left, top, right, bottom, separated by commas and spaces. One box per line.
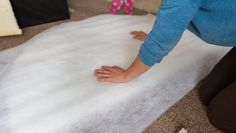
143, 88, 223, 133
0, 0, 222, 133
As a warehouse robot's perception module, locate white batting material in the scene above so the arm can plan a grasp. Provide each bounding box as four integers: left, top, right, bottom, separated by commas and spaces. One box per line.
0, 14, 230, 133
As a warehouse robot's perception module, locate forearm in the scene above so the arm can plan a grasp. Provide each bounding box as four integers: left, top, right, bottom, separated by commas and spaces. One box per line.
125, 56, 151, 81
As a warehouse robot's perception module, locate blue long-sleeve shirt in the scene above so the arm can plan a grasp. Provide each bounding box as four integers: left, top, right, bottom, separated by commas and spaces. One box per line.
139, 0, 236, 66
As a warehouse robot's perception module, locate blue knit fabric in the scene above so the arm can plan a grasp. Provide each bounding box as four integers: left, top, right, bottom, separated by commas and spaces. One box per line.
139, 0, 236, 66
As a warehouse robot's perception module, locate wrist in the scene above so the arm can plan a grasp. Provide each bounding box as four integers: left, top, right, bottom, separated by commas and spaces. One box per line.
122, 56, 151, 83
123, 70, 132, 82
123, 69, 136, 82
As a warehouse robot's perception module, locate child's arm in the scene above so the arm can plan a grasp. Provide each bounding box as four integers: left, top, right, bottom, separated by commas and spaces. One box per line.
95, 0, 203, 83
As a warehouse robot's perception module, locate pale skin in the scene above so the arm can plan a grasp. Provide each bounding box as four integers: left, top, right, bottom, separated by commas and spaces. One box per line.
94, 31, 150, 83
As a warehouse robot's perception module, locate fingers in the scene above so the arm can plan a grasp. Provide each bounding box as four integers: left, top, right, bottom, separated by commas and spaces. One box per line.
94, 65, 117, 78
130, 31, 147, 41
130, 31, 138, 35
94, 69, 111, 77
133, 36, 145, 41
130, 31, 147, 36
95, 70, 114, 82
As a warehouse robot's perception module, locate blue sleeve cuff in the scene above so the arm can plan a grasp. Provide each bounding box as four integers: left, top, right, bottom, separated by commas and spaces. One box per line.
138, 44, 161, 67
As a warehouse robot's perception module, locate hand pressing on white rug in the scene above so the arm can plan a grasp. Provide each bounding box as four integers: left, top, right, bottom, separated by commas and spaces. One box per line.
94, 57, 150, 83
94, 66, 128, 83
130, 31, 147, 41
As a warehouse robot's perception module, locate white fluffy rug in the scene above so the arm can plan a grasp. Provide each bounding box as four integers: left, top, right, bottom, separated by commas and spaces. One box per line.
0, 14, 230, 133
